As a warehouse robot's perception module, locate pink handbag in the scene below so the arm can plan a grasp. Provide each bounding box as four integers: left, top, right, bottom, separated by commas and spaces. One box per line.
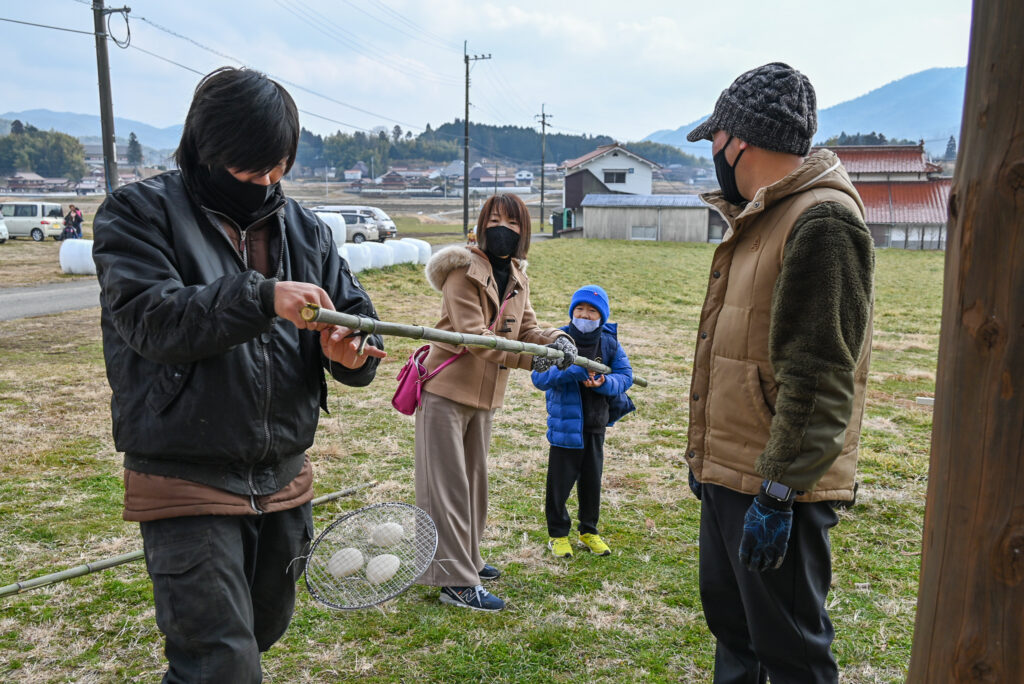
391, 346, 464, 415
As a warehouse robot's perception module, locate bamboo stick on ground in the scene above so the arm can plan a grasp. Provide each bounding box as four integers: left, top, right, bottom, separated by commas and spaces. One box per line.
302, 305, 649, 388
0, 482, 376, 598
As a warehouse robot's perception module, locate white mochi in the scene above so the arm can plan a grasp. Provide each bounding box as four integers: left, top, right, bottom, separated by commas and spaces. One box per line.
369, 522, 404, 546
327, 547, 363, 578
365, 554, 401, 585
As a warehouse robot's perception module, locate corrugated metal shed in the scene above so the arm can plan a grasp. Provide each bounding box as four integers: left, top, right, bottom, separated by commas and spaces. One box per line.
580, 194, 705, 208
856, 180, 951, 224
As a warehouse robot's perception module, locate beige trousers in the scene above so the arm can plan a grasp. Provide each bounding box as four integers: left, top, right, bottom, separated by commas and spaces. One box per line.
415, 391, 495, 586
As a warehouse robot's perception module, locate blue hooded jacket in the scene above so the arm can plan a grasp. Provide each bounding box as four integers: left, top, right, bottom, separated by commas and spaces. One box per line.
531, 322, 636, 449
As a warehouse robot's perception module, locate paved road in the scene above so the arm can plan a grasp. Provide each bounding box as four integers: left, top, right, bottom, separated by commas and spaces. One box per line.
0, 280, 100, 321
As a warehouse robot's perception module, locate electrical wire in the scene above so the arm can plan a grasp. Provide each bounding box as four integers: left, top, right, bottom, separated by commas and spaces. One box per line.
0, 16, 93, 35
338, 0, 459, 55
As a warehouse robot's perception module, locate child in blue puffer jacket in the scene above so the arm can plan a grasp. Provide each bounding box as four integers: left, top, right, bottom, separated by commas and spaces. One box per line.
531, 285, 635, 558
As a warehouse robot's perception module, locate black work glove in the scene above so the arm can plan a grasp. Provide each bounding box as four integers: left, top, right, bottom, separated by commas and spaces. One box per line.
738, 492, 793, 572
688, 469, 702, 500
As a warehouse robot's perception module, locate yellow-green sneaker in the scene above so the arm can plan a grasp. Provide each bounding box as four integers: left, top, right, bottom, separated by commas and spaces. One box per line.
578, 533, 611, 556
548, 536, 573, 558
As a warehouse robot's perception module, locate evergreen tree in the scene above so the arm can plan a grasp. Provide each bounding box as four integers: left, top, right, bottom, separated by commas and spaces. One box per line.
127, 132, 143, 165
945, 135, 957, 160
10, 119, 24, 135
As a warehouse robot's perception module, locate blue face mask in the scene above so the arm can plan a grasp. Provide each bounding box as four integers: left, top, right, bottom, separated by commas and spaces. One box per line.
572, 317, 601, 333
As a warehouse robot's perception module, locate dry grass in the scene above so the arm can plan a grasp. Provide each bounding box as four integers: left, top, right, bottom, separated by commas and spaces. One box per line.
0, 242, 943, 682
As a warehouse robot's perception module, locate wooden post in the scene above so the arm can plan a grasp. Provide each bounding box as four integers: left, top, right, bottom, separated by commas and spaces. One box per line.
906, 1, 1024, 680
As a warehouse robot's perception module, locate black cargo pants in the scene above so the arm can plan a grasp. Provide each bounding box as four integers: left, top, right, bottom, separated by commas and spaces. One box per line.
140, 503, 313, 684
699, 483, 840, 684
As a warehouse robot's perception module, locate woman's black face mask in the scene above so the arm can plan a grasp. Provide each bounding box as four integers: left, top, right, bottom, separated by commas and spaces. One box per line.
713, 135, 748, 205
484, 225, 520, 259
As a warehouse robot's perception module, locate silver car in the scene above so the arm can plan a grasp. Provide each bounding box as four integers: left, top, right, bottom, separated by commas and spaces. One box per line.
0, 211, 8, 244
0, 201, 64, 241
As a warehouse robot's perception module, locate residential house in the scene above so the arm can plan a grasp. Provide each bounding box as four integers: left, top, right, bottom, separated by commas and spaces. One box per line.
816, 142, 951, 249
82, 143, 129, 168
515, 170, 534, 185
560, 143, 660, 213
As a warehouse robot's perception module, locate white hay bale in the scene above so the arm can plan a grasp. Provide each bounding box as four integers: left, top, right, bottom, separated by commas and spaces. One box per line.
388, 239, 419, 265
344, 243, 371, 273
315, 212, 347, 253
363, 241, 394, 269
58, 239, 96, 275
400, 238, 432, 265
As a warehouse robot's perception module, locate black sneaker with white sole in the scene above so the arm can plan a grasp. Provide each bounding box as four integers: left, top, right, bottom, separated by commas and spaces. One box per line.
439, 585, 505, 612
478, 564, 501, 581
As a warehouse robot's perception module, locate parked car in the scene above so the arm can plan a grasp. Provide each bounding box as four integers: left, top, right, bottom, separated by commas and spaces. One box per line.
0, 212, 8, 244
312, 204, 397, 241
339, 212, 379, 243
0, 201, 64, 241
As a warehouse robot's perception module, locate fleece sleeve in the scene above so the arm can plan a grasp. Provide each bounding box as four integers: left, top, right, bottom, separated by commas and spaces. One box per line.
755, 201, 875, 491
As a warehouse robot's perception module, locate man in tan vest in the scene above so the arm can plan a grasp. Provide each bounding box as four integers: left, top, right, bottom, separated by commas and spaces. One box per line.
684, 63, 875, 683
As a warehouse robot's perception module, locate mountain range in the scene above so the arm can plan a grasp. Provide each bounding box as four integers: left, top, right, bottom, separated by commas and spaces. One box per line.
2, 66, 967, 158
0, 110, 184, 150
644, 66, 966, 158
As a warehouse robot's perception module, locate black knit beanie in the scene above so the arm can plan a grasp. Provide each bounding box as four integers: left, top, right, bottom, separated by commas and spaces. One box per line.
687, 62, 817, 156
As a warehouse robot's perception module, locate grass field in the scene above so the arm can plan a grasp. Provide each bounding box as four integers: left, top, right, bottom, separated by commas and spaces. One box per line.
0, 238, 943, 682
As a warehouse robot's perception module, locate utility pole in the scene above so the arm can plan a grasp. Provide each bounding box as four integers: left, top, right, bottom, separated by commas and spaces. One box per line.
907, 0, 1024, 676
536, 104, 552, 232
493, 161, 498, 195
92, 0, 128, 195
463, 42, 491, 236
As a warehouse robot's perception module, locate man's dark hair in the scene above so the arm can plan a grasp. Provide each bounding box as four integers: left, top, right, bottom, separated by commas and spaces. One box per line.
175, 67, 299, 176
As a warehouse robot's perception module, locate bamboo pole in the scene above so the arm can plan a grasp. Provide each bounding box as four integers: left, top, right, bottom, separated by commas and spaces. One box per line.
0, 482, 376, 598
302, 305, 649, 388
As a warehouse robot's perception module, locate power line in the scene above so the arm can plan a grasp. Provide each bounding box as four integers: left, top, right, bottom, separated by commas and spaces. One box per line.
0, 15, 94, 35
277, 0, 461, 86
368, 0, 455, 50
337, 0, 459, 55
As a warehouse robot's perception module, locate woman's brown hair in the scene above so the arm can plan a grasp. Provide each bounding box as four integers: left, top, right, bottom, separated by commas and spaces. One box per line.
475, 194, 532, 259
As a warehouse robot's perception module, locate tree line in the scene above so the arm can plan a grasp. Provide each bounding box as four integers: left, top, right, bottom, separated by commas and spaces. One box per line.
0, 121, 87, 180
294, 120, 707, 175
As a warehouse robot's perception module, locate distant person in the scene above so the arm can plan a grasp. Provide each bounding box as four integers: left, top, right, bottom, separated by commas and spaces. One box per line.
67, 204, 84, 238
531, 285, 634, 559
682, 62, 875, 682
92, 66, 385, 682
416, 193, 576, 611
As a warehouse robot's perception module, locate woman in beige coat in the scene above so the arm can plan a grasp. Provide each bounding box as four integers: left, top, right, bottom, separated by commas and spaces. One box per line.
416, 194, 576, 611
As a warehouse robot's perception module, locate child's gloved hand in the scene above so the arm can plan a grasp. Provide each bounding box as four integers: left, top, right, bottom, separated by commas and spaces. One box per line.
738, 495, 793, 572
549, 336, 577, 370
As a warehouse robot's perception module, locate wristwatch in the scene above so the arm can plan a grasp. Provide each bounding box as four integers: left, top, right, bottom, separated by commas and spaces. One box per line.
762, 479, 795, 503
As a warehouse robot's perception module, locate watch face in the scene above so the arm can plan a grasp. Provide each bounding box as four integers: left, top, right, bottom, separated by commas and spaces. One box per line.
766, 481, 792, 500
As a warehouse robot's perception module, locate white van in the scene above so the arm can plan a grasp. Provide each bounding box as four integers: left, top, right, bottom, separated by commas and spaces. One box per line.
312, 204, 397, 241
0, 201, 64, 241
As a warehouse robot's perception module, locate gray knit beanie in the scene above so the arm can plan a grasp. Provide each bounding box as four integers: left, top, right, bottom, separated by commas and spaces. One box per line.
687, 62, 817, 156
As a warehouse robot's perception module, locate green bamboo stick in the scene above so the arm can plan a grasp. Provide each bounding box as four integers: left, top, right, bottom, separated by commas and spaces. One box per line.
302, 305, 649, 388
0, 482, 376, 598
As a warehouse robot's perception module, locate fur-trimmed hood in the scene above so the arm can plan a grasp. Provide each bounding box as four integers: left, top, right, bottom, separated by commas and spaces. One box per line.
425, 244, 527, 292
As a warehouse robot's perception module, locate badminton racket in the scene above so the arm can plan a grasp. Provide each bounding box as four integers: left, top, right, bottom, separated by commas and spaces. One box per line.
304, 502, 437, 610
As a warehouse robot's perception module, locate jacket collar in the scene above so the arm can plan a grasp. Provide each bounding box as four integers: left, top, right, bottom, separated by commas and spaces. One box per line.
701, 149, 865, 235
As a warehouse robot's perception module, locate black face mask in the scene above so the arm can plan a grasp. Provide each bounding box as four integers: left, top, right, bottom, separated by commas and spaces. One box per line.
483, 225, 520, 259
713, 135, 748, 205
198, 165, 281, 228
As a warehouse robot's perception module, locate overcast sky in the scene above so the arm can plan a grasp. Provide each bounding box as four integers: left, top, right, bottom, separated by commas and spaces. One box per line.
1, 0, 971, 145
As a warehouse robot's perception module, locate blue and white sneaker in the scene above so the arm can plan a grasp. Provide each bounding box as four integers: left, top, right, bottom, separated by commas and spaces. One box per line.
439, 585, 505, 612
478, 564, 501, 581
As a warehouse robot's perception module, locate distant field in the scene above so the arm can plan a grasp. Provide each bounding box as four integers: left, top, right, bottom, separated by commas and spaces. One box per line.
0, 238, 941, 682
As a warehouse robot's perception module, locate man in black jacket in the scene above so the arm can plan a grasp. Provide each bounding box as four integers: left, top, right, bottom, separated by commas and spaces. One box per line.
93, 67, 385, 682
